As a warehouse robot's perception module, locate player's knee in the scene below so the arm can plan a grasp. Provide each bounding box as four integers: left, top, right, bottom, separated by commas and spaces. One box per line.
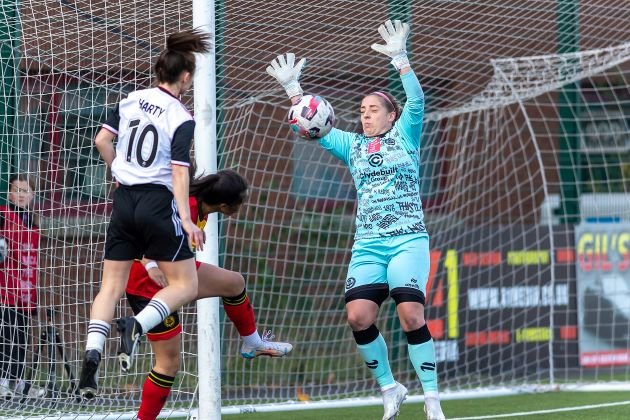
346, 310, 375, 331
98, 282, 125, 300
182, 281, 198, 302
228, 272, 246, 296
399, 313, 425, 331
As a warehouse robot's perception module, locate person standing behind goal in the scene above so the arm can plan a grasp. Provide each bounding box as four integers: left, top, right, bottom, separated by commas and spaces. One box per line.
78, 29, 210, 399
0, 174, 43, 398
267, 20, 446, 420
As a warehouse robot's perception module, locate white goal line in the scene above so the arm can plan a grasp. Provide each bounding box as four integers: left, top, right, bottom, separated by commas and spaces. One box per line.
450, 400, 630, 420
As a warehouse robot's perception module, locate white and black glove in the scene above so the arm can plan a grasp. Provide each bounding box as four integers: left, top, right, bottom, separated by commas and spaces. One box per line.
266, 53, 306, 98
370, 19, 411, 71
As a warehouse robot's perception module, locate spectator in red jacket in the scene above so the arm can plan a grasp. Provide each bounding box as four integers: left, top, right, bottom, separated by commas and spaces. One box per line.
0, 174, 40, 397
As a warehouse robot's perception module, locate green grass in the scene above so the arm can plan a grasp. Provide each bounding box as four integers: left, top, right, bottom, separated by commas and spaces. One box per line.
5, 390, 627, 419
222, 391, 630, 419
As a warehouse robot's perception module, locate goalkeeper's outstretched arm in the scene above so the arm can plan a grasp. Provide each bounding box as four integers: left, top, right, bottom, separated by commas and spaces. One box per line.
371, 19, 424, 148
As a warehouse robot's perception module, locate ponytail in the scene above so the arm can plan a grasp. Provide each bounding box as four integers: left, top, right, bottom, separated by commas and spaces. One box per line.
155, 28, 212, 84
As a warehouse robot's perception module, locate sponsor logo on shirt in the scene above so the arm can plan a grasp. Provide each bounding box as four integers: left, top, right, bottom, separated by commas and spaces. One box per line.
367, 138, 381, 154
368, 153, 383, 167
357, 166, 397, 179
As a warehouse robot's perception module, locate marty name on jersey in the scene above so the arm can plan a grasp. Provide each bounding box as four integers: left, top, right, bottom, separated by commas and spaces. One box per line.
349, 127, 427, 239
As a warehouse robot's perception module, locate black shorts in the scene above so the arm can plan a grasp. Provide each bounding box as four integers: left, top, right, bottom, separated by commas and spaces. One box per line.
104, 184, 194, 261
126, 293, 182, 341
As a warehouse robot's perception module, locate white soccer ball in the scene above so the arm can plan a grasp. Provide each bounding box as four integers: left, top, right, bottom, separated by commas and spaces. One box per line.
288, 94, 335, 140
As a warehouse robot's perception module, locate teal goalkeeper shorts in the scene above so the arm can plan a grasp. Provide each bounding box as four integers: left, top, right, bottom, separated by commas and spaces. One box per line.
344, 233, 430, 305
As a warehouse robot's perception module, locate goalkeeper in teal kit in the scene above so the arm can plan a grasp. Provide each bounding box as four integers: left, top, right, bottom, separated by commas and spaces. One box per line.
267, 20, 446, 420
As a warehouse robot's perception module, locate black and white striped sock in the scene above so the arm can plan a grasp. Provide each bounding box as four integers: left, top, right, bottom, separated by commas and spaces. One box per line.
134, 298, 171, 334
86, 319, 110, 353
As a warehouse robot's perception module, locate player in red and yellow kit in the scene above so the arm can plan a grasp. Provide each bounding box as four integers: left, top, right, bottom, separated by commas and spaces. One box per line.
126, 169, 292, 420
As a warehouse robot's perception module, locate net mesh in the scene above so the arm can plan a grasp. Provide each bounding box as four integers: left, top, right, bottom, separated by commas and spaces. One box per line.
0, 0, 629, 417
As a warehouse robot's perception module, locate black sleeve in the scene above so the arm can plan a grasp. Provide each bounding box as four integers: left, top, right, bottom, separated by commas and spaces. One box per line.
171, 120, 196, 165
103, 104, 120, 132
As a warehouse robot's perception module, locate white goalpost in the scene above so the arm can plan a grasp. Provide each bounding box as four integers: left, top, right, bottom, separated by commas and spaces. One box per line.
1, 1, 630, 419
192, 1, 222, 420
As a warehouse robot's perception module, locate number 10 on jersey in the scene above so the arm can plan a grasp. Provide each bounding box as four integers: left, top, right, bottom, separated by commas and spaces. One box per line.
126, 119, 158, 167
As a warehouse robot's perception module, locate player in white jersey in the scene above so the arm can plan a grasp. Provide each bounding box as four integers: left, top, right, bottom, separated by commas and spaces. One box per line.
267, 21, 446, 420
78, 29, 211, 400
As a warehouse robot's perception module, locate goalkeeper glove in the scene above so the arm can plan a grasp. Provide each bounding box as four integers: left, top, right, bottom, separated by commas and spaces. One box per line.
370, 19, 411, 71
266, 53, 306, 98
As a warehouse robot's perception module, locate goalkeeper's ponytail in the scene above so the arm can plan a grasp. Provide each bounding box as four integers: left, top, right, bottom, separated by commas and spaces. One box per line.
190, 170, 249, 208
155, 28, 212, 84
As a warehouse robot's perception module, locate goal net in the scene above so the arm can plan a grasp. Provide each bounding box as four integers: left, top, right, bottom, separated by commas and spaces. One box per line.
1, 0, 629, 418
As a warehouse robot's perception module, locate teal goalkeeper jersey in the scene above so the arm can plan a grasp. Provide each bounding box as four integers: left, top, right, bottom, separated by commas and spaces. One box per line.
319, 70, 428, 240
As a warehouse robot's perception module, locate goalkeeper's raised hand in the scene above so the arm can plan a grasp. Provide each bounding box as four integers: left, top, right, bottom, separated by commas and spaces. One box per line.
370, 19, 411, 71
266, 53, 306, 100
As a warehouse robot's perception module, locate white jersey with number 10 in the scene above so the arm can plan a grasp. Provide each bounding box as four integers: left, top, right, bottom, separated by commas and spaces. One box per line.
104, 87, 194, 190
